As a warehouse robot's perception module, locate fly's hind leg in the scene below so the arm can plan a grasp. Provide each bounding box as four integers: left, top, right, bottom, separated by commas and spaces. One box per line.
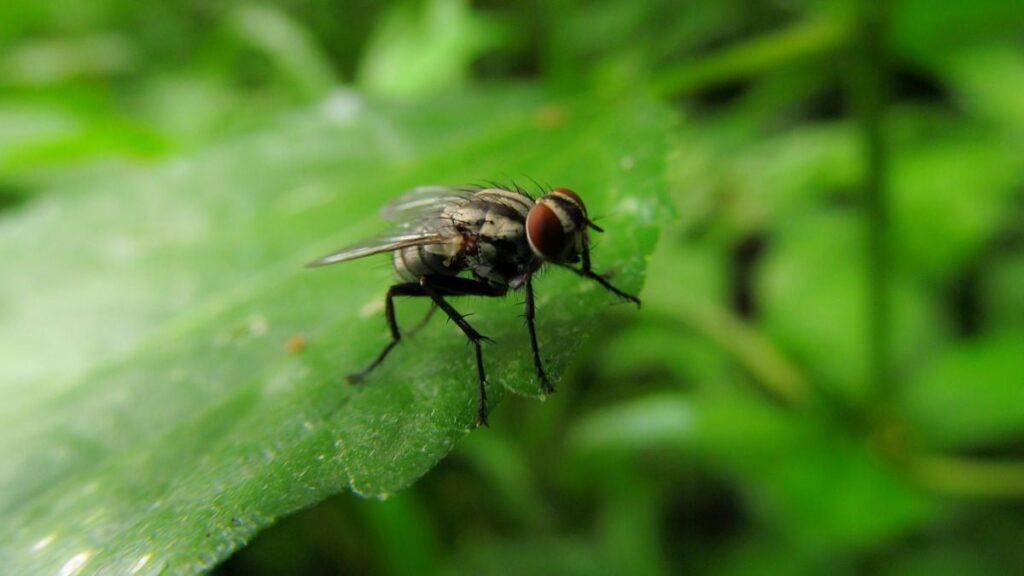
346, 282, 423, 383
349, 275, 505, 428
404, 302, 438, 338
418, 275, 506, 427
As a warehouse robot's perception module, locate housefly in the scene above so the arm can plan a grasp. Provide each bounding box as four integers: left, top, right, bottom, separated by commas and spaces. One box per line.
307, 185, 639, 426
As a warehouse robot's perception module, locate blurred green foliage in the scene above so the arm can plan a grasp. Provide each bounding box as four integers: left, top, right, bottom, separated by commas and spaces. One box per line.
1, 0, 1023, 574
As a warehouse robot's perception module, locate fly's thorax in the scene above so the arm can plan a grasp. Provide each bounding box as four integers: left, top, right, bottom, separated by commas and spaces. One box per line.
526, 188, 589, 263
473, 188, 535, 218
454, 188, 538, 287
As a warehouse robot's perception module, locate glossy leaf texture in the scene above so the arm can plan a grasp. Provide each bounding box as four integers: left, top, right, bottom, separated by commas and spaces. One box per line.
0, 88, 672, 574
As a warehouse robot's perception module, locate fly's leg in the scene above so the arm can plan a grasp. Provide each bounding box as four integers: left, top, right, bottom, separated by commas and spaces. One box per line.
404, 302, 438, 338
346, 282, 423, 383
569, 266, 640, 306
418, 275, 506, 427
562, 237, 641, 306
350, 275, 504, 427
524, 274, 553, 394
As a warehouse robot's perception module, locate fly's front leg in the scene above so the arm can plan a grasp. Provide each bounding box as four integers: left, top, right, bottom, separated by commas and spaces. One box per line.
419, 275, 506, 427
524, 274, 553, 394
346, 282, 423, 383
566, 238, 641, 306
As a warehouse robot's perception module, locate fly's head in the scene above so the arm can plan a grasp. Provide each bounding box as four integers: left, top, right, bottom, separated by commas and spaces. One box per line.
525, 188, 602, 264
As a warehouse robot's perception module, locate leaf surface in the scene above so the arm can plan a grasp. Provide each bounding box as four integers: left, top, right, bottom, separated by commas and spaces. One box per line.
0, 88, 671, 573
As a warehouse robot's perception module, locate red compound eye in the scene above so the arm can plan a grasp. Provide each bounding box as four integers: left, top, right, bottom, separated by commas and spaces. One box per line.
526, 201, 568, 260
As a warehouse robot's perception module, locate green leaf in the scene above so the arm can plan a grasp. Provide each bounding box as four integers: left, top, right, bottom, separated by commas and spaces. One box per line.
891, 0, 1024, 64
670, 121, 860, 241
0, 88, 671, 573
0, 34, 135, 87
982, 252, 1024, 332
640, 228, 812, 405
227, 4, 338, 100
0, 96, 167, 179
901, 332, 1024, 449
568, 391, 938, 552
890, 131, 1023, 281
757, 210, 944, 402
942, 44, 1024, 128
442, 538, 604, 576
356, 0, 504, 99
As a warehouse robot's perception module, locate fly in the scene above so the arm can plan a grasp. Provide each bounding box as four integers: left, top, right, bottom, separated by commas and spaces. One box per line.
307, 185, 639, 426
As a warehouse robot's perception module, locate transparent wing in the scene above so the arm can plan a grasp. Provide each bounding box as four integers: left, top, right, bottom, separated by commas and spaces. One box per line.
307, 185, 477, 268
305, 231, 449, 268
380, 185, 478, 225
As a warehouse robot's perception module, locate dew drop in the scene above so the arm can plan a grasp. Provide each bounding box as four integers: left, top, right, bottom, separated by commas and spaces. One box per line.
130, 553, 153, 574
31, 534, 55, 552
322, 90, 363, 124
58, 551, 91, 576
359, 298, 385, 318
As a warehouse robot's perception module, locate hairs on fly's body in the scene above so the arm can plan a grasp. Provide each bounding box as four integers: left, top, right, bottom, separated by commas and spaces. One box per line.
466, 178, 555, 200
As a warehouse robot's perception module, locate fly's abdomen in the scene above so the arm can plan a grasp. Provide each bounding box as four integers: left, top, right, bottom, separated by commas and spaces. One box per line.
394, 241, 462, 282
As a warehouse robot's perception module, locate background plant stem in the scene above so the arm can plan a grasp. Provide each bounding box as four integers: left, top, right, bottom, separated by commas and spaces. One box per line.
852, 2, 890, 405
652, 301, 812, 408
911, 455, 1024, 499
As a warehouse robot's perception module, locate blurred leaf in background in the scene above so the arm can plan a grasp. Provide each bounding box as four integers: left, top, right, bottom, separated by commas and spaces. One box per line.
357, 0, 505, 98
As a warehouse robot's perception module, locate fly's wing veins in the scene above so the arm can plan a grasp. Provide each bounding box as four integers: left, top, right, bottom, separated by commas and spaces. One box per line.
307, 185, 480, 267
380, 185, 478, 225
305, 232, 450, 267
